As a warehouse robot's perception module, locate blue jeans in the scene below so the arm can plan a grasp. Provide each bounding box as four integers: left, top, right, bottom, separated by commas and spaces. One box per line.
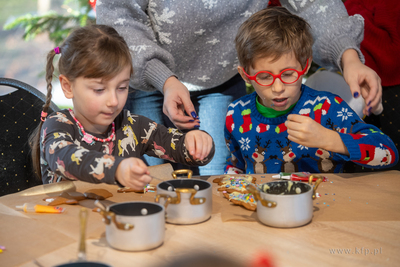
125, 74, 246, 176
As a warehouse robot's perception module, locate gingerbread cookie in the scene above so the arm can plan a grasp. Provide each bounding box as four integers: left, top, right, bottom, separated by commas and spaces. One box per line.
44, 189, 113, 205
117, 184, 156, 193
43, 191, 86, 205
223, 192, 257, 211
59, 191, 86, 201
43, 196, 79, 206
213, 175, 257, 194
84, 189, 113, 200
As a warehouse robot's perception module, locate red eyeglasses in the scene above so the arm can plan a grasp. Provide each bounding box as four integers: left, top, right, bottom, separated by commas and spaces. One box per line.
242, 59, 309, 86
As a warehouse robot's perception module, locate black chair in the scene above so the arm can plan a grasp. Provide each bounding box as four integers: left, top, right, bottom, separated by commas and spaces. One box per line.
0, 78, 60, 196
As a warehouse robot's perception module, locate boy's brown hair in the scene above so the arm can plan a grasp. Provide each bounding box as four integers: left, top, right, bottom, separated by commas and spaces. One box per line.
235, 6, 313, 72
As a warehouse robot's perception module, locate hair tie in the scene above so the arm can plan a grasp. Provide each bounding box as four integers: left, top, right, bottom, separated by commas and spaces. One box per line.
54, 47, 61, 54
41, 111, 48, 122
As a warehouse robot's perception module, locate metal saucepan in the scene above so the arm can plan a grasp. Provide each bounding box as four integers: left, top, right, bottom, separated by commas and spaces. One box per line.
247, 175, 323, 228
54, 262, 111, 267
155, 169, 212, 224
54, 208, 112, 267
95, 201, 165, 251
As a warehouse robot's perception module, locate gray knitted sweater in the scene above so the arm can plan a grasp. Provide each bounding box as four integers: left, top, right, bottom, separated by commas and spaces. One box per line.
96, 0, 364, 93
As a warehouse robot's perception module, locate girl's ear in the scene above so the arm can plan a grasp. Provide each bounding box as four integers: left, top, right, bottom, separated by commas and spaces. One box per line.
59, 75, 73, 99
237, 66, 251, 84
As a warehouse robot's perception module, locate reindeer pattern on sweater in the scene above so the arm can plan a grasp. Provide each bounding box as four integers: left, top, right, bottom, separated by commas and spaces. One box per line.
224, 85, 398, 174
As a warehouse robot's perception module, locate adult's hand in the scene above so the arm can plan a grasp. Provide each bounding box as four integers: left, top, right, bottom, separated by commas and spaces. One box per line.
341, 49, 383, 116
162, 76, 200, 130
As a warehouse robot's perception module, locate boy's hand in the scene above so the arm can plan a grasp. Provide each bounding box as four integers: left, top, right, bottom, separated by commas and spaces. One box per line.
115, 158, 152, 190
184, 130, 213, 161
285, 114, 328, 149
286, 114, 348, 155
163, 76, 200, 130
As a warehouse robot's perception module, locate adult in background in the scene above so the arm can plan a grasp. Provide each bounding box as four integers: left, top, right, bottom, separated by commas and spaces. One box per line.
345, 0, 400, 170
96, 0, 382, 175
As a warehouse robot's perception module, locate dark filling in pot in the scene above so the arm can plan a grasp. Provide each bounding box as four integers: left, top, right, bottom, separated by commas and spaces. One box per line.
159, 179, 210, 190
110, 202, 162, 216
259, 181, 311, 195
55, 263, 110, 267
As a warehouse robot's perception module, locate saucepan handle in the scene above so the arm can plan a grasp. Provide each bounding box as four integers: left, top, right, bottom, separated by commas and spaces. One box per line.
308, 175, 324, 200
246, 184, 277, 208
154, 194, 172, 208
172, 169, 193, 179
94, 200, 134, 231
158, 188, 206, 205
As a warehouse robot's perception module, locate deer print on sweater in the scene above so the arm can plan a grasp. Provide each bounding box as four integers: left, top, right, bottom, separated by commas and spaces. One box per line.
71, 146, 89, 165
141, 122, 157, 144
89, 155, 115, 180
118, 125, 138, 156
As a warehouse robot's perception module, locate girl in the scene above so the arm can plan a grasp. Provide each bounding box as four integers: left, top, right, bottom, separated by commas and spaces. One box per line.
30, 25, 215, 191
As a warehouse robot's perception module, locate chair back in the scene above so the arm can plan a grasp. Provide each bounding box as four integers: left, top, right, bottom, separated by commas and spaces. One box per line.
0, 78, 60, 196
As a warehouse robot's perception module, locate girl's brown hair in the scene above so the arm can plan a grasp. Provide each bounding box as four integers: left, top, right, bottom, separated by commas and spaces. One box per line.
29, 24, 133, 180
235, 6, 313, 72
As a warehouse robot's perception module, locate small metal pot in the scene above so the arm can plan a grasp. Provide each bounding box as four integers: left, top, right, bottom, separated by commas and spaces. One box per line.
155, 170, 212, 224
55, 208, 112, 267
247, 175, 323, 228
54, 262, 111, 267
95, 201, 165, 251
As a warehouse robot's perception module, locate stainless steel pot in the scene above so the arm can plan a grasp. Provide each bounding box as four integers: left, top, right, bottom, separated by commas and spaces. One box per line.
55, 262, 111, 267
247, 175, 323, 228
55, 208, 112, 267
95, 201, 165, 251
155, 169, 212, 224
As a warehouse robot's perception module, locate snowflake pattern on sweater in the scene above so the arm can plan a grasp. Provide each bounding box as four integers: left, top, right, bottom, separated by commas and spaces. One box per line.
40, 110, 215, 184
224, 85, 398, 174
96, 0, 365, 92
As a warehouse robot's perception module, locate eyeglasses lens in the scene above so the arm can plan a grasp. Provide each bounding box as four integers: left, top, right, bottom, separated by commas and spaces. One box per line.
256, 70, 299, 86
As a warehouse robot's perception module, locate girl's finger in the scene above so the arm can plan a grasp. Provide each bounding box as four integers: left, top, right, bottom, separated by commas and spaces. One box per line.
194, 134, 203, 160
201, 135, 211, 160
185, 133, 195, 157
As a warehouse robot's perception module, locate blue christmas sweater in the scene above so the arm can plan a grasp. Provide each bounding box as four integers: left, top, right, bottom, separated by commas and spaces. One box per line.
224, 85, 398, 174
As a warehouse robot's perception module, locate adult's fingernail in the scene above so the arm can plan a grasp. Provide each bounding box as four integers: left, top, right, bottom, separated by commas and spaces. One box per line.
194, 125, 200, 128
368, 107, 372, 115
191, 111, 197, 119
368, 101, 371, 106
189, 120, 194, 122
353, 92, 359, 98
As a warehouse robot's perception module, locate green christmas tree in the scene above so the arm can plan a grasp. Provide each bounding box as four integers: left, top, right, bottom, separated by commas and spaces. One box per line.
3, 0, 96, 45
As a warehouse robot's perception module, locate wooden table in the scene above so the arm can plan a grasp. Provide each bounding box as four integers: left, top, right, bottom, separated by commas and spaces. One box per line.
1, 170, 399, 267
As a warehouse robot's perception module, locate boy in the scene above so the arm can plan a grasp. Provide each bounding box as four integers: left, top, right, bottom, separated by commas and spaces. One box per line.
224, 7, 398, 174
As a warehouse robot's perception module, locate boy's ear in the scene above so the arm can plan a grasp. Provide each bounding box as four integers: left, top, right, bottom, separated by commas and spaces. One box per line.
59, 75, 73, 99
304, 57, 313, 75
237, 66, 251, 84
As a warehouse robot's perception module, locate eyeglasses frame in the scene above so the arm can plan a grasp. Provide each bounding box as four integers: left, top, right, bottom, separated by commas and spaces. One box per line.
241, 59, 309, 86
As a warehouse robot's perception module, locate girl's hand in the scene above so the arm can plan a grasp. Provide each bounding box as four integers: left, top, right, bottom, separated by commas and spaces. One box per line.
115, 158, 152, 190
163, 76, 200, 130
184, 130, 213, 161
285, 114, 348, 155
341, 49, 383, 116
